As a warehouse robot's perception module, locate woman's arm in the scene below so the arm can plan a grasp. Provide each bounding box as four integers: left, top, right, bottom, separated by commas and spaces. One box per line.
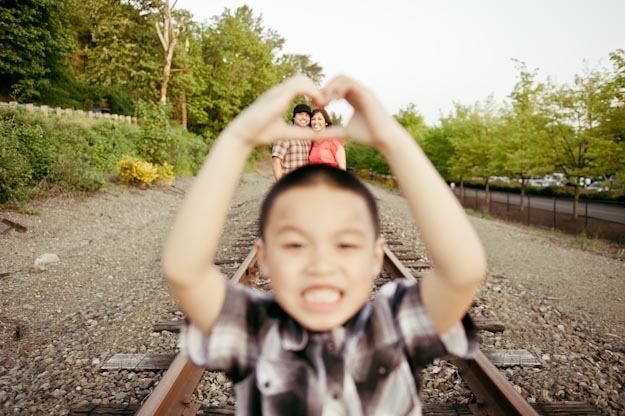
335, 144, 347, 170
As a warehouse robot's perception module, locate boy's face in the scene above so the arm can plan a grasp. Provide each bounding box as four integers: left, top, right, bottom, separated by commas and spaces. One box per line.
256, 184, 384, 332
293, 112, 311, 127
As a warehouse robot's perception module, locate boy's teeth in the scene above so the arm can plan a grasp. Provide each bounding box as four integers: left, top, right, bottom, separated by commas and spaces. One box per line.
304, 288, 340, 303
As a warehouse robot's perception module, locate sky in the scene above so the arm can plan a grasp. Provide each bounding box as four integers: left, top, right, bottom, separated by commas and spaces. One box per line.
179, 0, 625, 125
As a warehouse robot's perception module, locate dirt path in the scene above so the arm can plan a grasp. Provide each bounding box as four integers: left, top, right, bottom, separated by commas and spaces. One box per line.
0, 167, 624, 414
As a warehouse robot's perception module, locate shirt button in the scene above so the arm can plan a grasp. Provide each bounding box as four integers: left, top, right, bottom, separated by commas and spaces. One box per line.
378, 366, 387, 376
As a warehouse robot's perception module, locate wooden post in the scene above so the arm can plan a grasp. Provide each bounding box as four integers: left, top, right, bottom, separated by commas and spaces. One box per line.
55, 107, 62, 116
41, 105, 49, 117
25, 103, 34, 112
527, 195, 531, 226
552, 198, 556, 229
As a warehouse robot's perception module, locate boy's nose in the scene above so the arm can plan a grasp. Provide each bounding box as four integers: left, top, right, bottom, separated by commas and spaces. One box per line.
305, 247, 335, 276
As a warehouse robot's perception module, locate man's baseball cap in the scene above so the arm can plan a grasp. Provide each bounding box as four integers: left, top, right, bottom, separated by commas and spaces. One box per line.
292, 103, 312, 117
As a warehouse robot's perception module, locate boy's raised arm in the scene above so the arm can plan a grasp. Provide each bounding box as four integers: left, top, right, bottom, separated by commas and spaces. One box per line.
322, 76, 487, 334
162, 76, 325, 332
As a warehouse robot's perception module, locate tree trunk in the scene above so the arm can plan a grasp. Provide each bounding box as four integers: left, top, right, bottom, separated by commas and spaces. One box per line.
573, 182, 580, 219
156, 0, 179, 105
180, 92, 187, 130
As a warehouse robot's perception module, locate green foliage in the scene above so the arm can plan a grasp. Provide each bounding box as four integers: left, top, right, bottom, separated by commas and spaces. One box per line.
420, 126, 454, 177
187, 6, 322, 136
0, 105, 208, 205
117, 156, 157, 186
134, 100, 208, 173
135, 100, 175, 164
0, 0, 75, 101
395, 103, 427, 141
0, 112, 36, 203
71, 0, 162, 99
345, 141, 390, 174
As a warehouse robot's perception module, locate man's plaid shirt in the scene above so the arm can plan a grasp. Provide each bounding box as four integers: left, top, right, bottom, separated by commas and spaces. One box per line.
181, 280, 477, 415
271, 139, 312, 174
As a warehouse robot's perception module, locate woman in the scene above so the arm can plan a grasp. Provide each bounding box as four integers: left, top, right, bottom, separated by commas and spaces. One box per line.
308, 108, 346, 170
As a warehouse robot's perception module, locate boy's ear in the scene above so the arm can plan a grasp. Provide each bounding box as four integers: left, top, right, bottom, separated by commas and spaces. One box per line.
255, 239, 269, 276
372, 237, 385, 276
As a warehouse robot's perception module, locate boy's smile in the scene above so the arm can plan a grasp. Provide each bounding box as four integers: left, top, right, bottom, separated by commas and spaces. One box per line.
256, 184, 384, 331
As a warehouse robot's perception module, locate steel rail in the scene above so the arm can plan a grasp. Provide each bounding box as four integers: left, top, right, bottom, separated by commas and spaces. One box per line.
136, 248, 257, 416
138, 245, 538, 416
383, 245, 538, 416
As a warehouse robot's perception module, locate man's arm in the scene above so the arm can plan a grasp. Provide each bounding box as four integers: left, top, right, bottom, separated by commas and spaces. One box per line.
271, 156, 283, 180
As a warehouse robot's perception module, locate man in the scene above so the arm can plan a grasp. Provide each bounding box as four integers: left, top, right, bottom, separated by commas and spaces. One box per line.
271, 103, 312, 180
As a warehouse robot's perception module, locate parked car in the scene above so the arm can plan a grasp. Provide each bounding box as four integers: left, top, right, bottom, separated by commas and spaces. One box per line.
586, 182, 607, 192
529, 179, 548, 187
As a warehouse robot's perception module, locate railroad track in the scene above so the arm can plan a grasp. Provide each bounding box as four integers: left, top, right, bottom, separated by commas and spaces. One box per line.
72, 223, 599, 416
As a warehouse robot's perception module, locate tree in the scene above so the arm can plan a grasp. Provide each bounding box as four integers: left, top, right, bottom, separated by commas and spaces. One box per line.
71, 0, 162, 101
542, 67, 614, 217
156, 0, 185, 104
394, 103, 427, 142
500, 61, 553, 209
277, 53, 324, 85
0, 0, 75, 102
420, 126, 455, 178
189, 6, 301, 135
445, 99, 500, 209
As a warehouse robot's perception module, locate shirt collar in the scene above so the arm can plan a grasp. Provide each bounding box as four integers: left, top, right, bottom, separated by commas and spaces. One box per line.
277, 303, 373, 352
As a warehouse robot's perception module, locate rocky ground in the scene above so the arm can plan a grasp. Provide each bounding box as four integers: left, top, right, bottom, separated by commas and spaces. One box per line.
1, 166, 624, 415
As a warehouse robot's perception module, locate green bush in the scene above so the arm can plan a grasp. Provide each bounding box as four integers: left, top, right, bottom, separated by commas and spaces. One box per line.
0, 113, 36, 203
345, 141, 390, 174
0, 105, 208, 206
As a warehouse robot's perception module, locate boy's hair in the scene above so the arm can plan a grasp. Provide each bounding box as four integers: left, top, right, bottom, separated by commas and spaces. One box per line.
259, 164, 380, 239
311, 108, 332, 127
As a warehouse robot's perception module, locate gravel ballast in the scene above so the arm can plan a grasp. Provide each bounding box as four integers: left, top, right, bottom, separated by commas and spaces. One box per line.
1, 168, 624, 415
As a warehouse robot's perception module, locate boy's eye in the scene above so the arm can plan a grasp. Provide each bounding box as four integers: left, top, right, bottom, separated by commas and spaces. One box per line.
337, 242, 359, 250
283, 242, 304, 249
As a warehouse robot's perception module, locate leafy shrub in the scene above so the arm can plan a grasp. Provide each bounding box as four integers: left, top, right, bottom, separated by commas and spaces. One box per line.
345, 141, 390, 174
0, 114, 35, 203
155, 162, 175, 185
117, 156, 159, 186
135, 100, 175, 165
116, 155, 174, 186
1, 105, 206, 205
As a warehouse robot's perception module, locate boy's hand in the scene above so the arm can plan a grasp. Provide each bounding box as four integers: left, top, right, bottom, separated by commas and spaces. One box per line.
223, 76, 330, 149
320, 76, 405, 153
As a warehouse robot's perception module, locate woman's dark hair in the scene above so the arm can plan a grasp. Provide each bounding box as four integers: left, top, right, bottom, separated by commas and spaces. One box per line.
311, 108, 332, 127
259, 164, 379, 239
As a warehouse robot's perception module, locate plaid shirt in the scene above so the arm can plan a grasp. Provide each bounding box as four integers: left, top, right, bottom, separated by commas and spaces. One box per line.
271, 139, 312, 174
181, 280, 477, 415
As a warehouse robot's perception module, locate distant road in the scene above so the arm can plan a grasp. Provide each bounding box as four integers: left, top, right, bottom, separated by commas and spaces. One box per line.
457, 188, 625, 224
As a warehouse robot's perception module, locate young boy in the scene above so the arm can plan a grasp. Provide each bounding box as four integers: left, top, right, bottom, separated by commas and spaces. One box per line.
271, 103, 312, 180
163, 76, 487, 415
